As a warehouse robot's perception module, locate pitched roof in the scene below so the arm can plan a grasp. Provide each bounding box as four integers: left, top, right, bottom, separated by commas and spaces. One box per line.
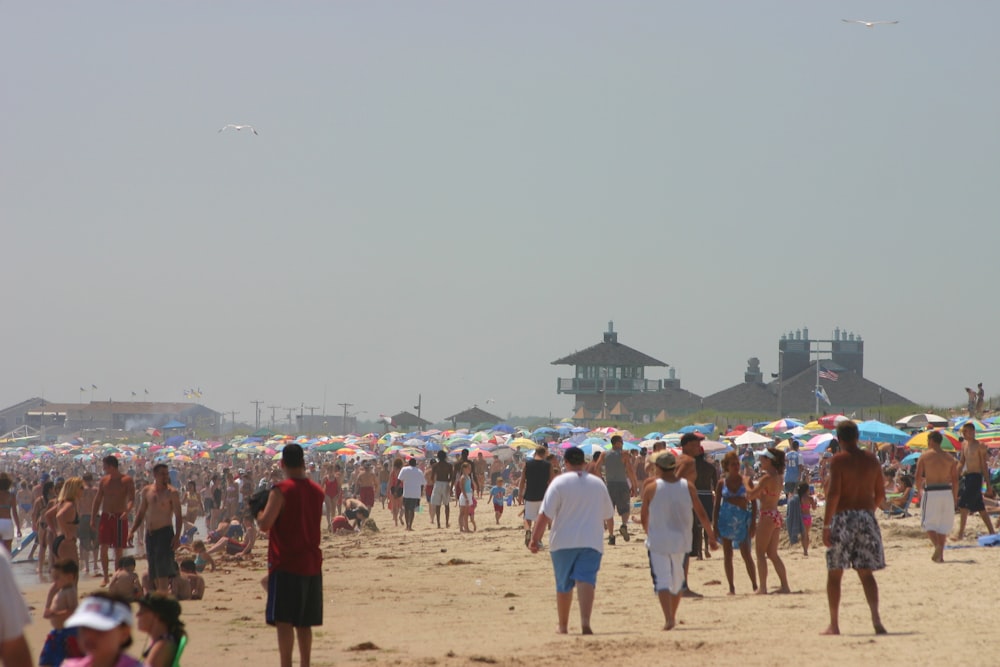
445, 406, 502, 425
551, 338, 667, 367
701, 362, 915, 413
391, 411, 431, 428
622, 386, 705, 415
25, 401, 218, 415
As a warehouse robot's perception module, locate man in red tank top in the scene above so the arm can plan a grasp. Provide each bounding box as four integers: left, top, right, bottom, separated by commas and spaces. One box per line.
257, 444, 326, 667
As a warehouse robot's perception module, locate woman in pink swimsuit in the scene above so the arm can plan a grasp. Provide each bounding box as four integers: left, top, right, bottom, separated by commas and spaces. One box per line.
747, 448, 791, 595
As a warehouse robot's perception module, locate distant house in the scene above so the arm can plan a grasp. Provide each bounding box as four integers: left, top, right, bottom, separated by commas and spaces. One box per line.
445, 407, 502, 429
391, 411, 431, 431
0, 400, 222, 435
551, 321, 670, 414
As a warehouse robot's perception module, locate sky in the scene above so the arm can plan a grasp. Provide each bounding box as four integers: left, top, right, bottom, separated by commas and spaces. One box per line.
3, 2, 999, 425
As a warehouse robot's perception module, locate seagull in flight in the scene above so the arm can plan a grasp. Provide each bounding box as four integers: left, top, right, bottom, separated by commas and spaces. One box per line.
842, 19, 899, 28
218, 124, 259, 135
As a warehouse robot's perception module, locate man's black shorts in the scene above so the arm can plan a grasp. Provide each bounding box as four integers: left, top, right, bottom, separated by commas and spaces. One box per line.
403, 497, 420, 511
266, 570, 323, 627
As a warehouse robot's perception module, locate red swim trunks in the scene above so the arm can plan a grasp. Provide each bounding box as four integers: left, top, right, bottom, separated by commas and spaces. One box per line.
99, 513, 129, 548
359, 487, 375, 508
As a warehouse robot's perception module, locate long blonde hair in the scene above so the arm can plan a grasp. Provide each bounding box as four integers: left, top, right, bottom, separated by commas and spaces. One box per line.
58, 477, 84, 503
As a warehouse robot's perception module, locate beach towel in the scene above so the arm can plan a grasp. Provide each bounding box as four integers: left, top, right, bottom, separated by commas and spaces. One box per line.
786, 496, 803, 545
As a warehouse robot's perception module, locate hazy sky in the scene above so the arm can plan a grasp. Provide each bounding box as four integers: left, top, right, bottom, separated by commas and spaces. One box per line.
4, 2, 998, 424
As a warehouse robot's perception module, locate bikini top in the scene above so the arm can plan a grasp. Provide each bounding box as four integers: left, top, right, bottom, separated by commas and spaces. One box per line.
721, 481, 746, 499
142, 633, 176, 659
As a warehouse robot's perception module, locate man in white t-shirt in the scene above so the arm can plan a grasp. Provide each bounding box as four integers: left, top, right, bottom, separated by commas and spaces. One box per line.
528, 446, 614, 635
0, 547, 32, 667
397, 459, 426, 532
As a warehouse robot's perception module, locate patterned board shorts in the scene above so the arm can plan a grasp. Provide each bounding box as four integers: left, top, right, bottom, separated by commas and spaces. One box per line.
825, 509, 885, 571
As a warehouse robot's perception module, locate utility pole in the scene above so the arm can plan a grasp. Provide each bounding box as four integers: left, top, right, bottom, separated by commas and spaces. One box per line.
338, 402, 353, 435
228, 410, 239, 434
250, 400, 263, 430
283, 408, 296, 431
305, 406, 319, 434
267, 406, 281, 429
413, 394, 422, 424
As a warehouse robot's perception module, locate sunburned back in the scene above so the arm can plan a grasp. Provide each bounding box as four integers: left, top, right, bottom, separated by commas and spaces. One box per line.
830, 449, 882, 512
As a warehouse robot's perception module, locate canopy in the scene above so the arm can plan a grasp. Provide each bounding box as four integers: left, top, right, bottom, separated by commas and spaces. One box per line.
857, 420, 910, 445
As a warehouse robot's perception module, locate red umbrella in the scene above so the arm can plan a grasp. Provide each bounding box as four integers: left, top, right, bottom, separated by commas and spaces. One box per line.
818, 415, 847, 429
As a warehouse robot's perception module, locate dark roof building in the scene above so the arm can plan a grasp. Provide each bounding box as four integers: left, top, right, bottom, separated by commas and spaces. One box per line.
12, 400, 221, 434
445, 406, 501, 428
391, 411, 431, 430
552, 321, 673, 413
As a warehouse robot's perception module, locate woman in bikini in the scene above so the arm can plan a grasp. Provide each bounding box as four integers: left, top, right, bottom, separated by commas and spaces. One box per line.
183, 481, 201, 527
388, 458, 404, 527
136, 592, 185, 667
52, 477, 83, 566
712, 451, 757, 595
0, 473, 22, 553
746, 448, 790, 595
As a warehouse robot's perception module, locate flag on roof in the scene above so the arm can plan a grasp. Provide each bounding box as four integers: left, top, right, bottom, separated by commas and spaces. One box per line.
819, 368, 838, 381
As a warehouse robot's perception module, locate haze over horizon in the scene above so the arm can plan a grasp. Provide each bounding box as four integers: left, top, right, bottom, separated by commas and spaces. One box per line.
4, 2, 998, 423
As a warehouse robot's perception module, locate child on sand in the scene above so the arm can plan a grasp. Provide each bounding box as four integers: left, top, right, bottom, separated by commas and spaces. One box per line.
178, 560, 205, 600
40, 559, 82, 667
641, 452, 717, 631
797, 482, 815, 557
62, 592, 142, 667
490, 480, 505, 524
176, 539, 216, 573
107, 556, 142, 602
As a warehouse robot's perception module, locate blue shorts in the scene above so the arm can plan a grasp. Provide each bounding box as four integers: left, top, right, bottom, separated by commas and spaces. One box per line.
550, 547, 602, 593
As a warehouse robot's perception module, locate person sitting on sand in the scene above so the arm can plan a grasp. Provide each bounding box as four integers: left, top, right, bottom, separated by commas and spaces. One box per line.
108, 556, 142, 602
342, 498, 370, 531
176, 539, 216, 572
206, 515, 257, 558
178, 560, 205, 600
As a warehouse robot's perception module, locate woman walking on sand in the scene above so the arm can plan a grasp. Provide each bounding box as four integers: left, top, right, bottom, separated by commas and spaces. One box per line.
713, 452, 757, 594
746, 448, 790, 595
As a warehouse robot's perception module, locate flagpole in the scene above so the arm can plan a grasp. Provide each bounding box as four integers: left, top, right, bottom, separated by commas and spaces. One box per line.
815, 353, 820, 415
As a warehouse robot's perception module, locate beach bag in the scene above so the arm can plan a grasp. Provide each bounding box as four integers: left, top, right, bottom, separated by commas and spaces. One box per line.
391, 482, 404, 498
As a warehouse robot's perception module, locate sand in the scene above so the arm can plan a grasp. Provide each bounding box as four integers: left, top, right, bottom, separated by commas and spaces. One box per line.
17, 503, 999, 667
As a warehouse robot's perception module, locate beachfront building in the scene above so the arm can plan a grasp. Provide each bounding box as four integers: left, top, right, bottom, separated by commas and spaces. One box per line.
445, 406, 502, 430
0, 398, 221, 437
552, 322, 687, 418
390, 411, 431, 431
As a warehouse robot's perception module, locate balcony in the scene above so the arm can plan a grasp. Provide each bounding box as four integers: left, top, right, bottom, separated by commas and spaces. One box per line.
557, 378, 662, 395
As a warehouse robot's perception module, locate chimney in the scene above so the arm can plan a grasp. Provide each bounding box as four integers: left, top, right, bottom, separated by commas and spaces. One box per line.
603, 320, 618, 344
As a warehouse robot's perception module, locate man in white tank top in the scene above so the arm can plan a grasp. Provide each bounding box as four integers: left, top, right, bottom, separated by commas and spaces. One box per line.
641, 452, 717, 631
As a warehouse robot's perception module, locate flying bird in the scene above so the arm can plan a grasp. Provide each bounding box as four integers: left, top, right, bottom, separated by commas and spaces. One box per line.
841, 19, 899, 28
218, 124, 259, 135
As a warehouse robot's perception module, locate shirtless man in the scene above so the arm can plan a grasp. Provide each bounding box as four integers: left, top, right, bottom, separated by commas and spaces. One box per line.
914, 431, 959, 562
354, 463, 378, 510
91, 455, 136, 586
429, 451, 454, 529
822, 420, 886, 636
128, 463, 182, 594
674, 434, 703, 596
953, 422, 996, 539
79, 473, 99, 574
473, 453, 487, 498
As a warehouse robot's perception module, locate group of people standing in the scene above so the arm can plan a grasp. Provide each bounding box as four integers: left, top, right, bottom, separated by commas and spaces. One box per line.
522, 421, 889, 637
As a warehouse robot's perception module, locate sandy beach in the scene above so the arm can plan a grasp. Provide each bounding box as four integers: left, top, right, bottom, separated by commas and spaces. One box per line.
15, 502, 998, 667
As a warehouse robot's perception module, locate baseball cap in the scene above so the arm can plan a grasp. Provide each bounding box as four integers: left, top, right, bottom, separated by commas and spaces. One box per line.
66, 596, 133, 631
652, 451, 677, 470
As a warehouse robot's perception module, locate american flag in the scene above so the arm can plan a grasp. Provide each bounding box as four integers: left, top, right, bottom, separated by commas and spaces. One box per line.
819, 368, 839, 381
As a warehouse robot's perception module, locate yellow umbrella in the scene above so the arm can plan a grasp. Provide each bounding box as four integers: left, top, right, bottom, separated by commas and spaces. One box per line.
803, 421, 823, 431
508, 438, 537, 450
904, 430, 959, 452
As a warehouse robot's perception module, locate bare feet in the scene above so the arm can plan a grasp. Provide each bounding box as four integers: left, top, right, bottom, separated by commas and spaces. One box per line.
821, 625, 840, 635
581, 626, 593, 635
681, 589, 702, 598
663, 621, 676, 631
775, 586, 791, 594
727, 590, 736, 596
556, 626, 567, 634
874, 623, 887, 635
755, 589, 769, 596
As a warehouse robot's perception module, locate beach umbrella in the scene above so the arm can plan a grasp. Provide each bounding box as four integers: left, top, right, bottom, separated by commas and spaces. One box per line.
761, 418, 804, 434
734, 431, 773, 446
404, 438, 426, 449
804, 433, 835, 450
699, 440, 730, 454
904, 430, 960, 452
818, 414, 849, 429
643, 431, 663, 440
900, 452, 921, 466
508, 438, 537, 450
679, 423, 715, 435
857, 420, 910, 445
895, 414, 948, 429
976, 430, 1000, 448
531, 427, 558, 437
952, 418, 989, 431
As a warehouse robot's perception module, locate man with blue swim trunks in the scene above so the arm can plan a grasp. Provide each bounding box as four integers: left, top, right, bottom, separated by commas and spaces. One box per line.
528, 446, 613, 635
